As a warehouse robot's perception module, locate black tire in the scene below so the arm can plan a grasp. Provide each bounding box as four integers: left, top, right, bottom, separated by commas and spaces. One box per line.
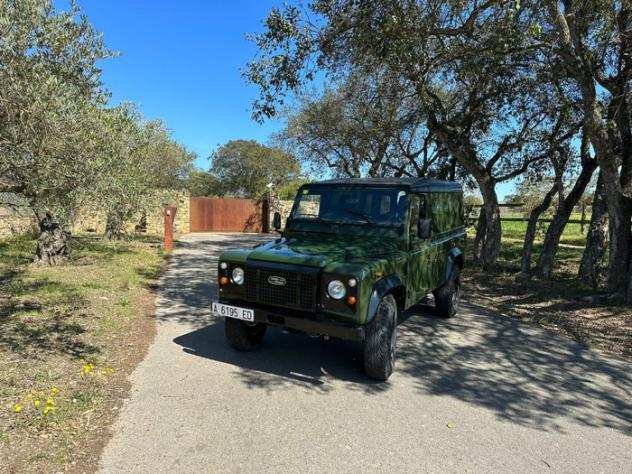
225, 318, 267, 351
433, 270, 461, 318
363, 294, 398, 381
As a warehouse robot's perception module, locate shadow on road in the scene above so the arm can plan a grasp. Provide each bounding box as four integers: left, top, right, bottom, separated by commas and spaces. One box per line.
167, 234, 632, 437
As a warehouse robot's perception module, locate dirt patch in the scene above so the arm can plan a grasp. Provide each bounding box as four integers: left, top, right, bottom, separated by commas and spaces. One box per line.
463, 269, 632, 361
0, 236, 165, 473
68, 284, 158, 474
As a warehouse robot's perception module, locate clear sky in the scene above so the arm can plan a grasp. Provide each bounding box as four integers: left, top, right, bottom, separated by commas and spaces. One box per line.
59, 0, 514, 200
62, 0, 284, 170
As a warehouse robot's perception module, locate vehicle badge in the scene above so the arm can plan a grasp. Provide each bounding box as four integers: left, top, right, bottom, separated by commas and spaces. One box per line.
268, 276, 286, 286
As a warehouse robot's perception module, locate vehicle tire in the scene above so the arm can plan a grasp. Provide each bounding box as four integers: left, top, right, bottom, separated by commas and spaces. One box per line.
225, 318, 267, 351
433, 270, 460, 318
363, 294, 398, 381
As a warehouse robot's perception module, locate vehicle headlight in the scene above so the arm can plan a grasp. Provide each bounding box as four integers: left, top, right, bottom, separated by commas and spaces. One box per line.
327, 279, 346, 300
232, 267, 244, 285
219, 261, 228, 270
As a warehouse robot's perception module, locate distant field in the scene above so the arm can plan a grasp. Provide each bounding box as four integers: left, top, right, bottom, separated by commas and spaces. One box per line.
501, 220, 587, 247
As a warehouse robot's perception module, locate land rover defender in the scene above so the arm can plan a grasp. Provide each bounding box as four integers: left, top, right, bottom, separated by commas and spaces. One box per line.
212, 178, 465, 380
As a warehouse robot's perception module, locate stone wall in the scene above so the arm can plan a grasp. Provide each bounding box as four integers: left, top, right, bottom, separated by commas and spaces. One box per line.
269, 196, 294, 230
0, 193, 37, 238
0, 190, 190, 239
72, 190, 190, 236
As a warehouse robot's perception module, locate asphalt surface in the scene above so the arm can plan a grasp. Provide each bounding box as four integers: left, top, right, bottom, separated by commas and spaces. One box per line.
99, 233, 632, 473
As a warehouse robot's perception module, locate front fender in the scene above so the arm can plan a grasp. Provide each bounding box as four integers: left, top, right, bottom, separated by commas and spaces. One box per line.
366, 274, 403, 324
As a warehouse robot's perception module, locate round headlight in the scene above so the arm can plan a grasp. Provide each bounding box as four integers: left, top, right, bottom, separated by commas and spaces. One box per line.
327, 280, 346, 300
348, 278, 357, 287
232, 267, 244, 285
219, 261, 228, 270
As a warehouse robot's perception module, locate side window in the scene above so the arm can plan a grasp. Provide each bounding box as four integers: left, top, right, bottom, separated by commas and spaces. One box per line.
408, 194, 420, 239
419, 194, 428, 220
409, 194, 429, 240
294, 193, 321, 219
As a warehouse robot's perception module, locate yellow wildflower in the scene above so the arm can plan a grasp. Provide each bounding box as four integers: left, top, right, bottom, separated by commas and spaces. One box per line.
51, 387, 60, 395
46, 397, 55, 406
43, 405, 55, 415
12, 403, 22, 413
81, 363, 94, 375
34, 399, 41, 408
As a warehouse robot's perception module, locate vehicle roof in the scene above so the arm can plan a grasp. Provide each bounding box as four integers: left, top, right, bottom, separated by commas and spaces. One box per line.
307, 178, 462, 193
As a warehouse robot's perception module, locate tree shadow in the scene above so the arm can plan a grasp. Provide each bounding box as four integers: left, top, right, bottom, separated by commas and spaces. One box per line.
165, 233, 632, 436
0, 276, 100, 359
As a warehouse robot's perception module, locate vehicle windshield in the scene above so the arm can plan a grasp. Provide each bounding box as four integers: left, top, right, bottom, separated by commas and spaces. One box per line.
291, 185, 409, 226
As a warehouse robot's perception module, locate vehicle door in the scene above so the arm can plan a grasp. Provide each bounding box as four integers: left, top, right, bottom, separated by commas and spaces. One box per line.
406, 193, 439, 305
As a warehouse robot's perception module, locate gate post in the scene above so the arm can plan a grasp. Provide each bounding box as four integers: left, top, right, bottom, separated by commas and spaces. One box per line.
164, 205, 177, 250
262, 198, 270, 233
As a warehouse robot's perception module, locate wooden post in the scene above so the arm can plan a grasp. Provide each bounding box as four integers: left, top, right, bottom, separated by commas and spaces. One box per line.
164, 205, 177, 250
262, 197, 270, 233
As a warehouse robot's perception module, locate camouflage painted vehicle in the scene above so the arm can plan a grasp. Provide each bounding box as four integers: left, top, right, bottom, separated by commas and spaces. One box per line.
212, 178, 465, 380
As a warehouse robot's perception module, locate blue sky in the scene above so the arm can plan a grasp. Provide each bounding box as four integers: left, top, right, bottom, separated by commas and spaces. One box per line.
59, 0, 514, 200
63, 0, 283, 170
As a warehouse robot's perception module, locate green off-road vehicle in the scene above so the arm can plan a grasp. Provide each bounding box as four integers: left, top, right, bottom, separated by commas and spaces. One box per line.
212, 178, 465, 380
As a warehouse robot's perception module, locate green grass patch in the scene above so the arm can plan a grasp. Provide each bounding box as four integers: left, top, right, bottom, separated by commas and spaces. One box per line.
0, 234, 163, 472
500, 220, 587, 246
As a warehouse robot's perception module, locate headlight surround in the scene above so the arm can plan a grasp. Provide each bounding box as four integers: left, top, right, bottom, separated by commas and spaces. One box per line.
327, 279, 346, 300
232, 267, 244, 285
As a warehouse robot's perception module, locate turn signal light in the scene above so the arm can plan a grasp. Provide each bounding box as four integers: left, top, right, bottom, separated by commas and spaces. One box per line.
219, 276, 230, 286
346, 295, 357, 306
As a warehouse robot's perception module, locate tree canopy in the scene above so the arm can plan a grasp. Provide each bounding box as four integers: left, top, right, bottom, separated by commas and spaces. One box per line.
246, 0, 632, 298
0, 0, 195, 260
209, 140, 300, 198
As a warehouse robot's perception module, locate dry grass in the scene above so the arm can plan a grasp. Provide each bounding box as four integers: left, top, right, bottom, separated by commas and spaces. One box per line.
0, 234, 164, 473
463, 234, 631, 361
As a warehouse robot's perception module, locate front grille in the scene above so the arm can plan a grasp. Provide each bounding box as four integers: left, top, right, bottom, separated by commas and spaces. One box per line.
244, 266, 317, 312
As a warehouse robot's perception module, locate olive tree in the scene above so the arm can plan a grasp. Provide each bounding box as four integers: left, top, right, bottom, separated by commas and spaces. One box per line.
97, 105, 195, 239
0, 0, 110, 263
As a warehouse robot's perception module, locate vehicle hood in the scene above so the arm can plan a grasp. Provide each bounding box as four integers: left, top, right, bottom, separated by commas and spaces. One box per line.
247, 233, 402, 268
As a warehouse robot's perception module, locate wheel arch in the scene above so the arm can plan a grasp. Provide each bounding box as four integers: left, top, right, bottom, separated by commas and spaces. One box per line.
443, 246, 464, 283
366, 274, 405, 324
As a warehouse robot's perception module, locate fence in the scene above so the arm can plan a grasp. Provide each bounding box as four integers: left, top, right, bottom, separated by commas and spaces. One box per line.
466, 203, 592, 233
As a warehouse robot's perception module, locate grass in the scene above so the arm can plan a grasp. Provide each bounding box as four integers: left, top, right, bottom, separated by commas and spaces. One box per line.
463, 221, 631, 360
0, 234, 164, 473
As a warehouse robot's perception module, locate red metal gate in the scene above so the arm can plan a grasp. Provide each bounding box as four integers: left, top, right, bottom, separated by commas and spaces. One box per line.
189, 197, 265, 232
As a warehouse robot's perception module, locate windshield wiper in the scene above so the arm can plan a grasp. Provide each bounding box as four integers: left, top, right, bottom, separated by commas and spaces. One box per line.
343, 208, 375, 224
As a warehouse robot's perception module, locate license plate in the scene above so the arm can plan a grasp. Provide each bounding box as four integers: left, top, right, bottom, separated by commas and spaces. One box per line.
211, 302, 254, 322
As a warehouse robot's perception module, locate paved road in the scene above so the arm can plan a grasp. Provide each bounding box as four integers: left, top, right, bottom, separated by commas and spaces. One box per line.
100, 233, 632, 473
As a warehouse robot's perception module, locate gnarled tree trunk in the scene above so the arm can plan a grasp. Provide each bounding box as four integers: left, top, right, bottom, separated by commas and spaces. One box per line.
600, 164, 632, 293
476, 176, 502, 268
36, 212, 70, 265
535, 156, 598, 279
521, 185, 557, 277
105, 211, 125, 240
579, 172, 608, 288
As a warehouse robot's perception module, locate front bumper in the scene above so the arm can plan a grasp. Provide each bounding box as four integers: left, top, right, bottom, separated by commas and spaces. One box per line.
219, 298, 365, 341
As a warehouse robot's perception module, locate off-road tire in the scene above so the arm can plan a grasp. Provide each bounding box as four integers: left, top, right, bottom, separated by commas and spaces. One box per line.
433, 271, 460, 319
363, 294, 398, 381
225, 318, 267, 351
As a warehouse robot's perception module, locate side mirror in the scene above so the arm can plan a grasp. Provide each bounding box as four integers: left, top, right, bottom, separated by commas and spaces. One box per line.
417, 218, 432, 239
272, 211, 282, 231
